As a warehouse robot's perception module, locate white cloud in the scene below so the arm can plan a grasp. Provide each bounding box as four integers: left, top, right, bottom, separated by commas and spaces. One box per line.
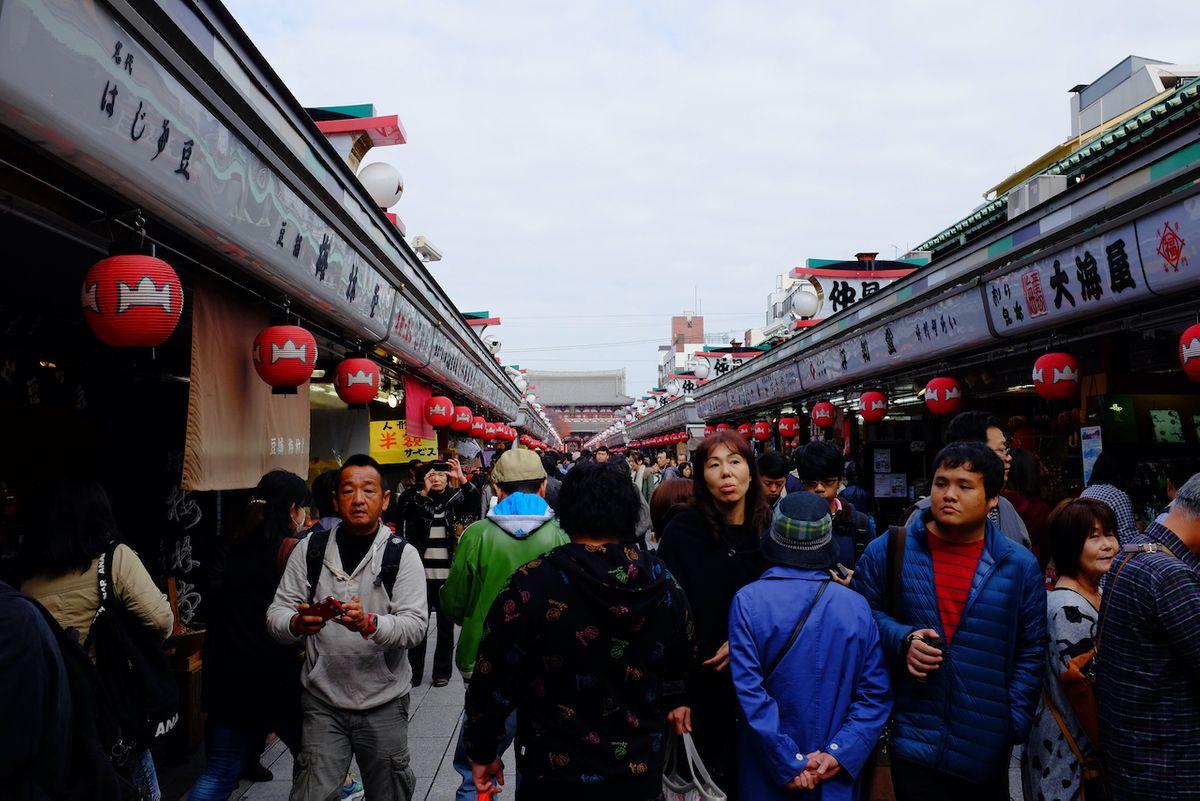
225, 0, 1200, 393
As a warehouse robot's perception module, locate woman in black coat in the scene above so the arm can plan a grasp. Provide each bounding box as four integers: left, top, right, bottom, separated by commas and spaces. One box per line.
657, 431, 770, 799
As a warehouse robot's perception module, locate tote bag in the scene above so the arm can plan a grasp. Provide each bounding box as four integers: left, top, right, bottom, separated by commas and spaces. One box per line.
663, 733, 727, 801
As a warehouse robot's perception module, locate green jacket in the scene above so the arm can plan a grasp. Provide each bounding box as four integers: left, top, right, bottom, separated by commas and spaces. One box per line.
440, 497, 569, 675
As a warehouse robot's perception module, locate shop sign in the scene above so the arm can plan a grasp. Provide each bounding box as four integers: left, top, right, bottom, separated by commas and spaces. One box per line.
985, 222, 1151, 336
799, 288, 992, 392
369, 419, 436, 464
1135, 195, 1200, 294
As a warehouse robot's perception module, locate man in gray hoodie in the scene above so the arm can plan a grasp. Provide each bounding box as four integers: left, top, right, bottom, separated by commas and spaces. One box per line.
268, 454, 429, 801
906, 411, 1031, 549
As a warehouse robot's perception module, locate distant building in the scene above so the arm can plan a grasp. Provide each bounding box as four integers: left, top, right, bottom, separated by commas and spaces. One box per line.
524, 369, 634, 447
657, 312, 708, 387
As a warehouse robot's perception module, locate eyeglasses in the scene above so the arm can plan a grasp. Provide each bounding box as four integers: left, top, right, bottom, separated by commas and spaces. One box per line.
802, 478, 841, 490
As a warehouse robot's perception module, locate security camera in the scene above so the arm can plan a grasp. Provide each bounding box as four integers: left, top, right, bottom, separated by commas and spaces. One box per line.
483, 334, 501, 354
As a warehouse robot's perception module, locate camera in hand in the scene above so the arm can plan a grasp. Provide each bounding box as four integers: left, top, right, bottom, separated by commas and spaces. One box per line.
310, 595, 345, 622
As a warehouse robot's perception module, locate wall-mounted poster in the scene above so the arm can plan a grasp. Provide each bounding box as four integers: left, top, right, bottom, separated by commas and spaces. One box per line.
874, 473, 907, 499
873, 449, 892, 473
1150, 410, 1185, 444
1081, 425, 1103, 485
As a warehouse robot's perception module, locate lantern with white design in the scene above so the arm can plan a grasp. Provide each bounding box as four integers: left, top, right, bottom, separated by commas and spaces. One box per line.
253, 325, 317, 393
752, 421, 772, 441
424, 396, 454, 428
778, 416, 800, 438
82, 255, 184, 347
811, 401, 836, 428
469, 416, 486, 438
1032, 353, 1080, 401
859, 391, 888, 423
716, 423, 730, 431
1180, 323, 1200, 383
736, 423, 752, 438
924, 377, 962, 415
704, 425, 715, 436
451, 406, 474, 432
333, 357, 380, 408
483, 422, 499, 441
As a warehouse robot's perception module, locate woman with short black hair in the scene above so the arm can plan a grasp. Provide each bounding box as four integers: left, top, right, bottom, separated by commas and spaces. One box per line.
1021, 497, 1119, 801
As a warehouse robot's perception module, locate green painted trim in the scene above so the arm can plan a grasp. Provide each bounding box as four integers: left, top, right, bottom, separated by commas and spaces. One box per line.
896, 286, 913, 301
1150, 140, 1200, 181
805, 259, 841, 268
312, 103, 376, 119
462, 311, 490, 319
987, 235, 1014, 258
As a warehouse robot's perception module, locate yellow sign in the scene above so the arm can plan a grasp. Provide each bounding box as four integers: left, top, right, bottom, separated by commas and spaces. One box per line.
369, 420, 437, 464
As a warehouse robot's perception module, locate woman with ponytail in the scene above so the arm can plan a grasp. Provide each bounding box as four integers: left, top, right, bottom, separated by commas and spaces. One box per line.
189, 471, 310, 801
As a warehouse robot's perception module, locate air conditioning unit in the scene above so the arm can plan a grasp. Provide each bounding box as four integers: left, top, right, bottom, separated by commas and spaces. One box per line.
1007, 175, 1068, 221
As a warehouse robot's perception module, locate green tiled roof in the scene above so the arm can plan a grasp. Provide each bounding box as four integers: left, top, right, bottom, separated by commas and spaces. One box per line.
915, 77, 1200, 255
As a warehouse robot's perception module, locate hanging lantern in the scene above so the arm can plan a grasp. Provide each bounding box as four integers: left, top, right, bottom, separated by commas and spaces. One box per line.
704, 425, 715, 436
1032, 353, 1080, 401
483, 422, 499, 440
469, 416, 486, 437
811, 401, 836, 428
424, 396, 454, 428
82, 254, 184, 347
736, 423, 752, 438
752, 421, 772, 441
332, 357, 380, 408
451, 405, 473, 432
253, 324, 317, 392
716, 423, 731, 431
924, 377, 962, 415
1179, 323, 1200, 383
778, 416, 800, 437
859, 391, 888, 424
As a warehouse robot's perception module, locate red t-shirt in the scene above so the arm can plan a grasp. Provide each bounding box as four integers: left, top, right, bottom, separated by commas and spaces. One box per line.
927, 530, 984, 643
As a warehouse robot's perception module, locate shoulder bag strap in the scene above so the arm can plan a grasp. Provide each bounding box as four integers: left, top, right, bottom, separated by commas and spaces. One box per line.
83, 541, 120, 651
763, 580, 830, 679
305, 529, 331, 604
1042, 690, 1088, 769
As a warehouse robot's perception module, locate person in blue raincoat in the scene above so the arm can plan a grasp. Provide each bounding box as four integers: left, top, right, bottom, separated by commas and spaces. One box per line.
729, 492, 892, 800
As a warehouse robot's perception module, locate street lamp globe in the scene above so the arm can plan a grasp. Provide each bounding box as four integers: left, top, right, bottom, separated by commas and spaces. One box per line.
792, 289, 820, 319
358, 161, 405, 209
692, 359, 711, 380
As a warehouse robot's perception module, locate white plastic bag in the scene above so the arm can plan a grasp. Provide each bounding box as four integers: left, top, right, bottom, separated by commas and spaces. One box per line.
662, 733, 727, 801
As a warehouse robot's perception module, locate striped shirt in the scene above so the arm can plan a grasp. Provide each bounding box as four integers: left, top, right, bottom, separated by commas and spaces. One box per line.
424, 512, 452, 582
1097, 522, 1200, 797
928, 531, 985, 643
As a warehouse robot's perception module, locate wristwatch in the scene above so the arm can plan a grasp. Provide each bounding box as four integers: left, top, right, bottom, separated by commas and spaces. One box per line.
359, 612, 378, 639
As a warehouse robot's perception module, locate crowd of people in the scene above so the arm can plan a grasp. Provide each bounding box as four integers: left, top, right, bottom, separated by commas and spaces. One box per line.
2, 409, 1199, 801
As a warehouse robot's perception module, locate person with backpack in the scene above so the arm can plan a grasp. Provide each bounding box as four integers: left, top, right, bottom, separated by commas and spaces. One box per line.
0, 580, 73, 800
794, 441, 873, 570
395, 458, 478, 688
850, 442, 1046, 799
267, 454, 428, 801
441, 447, 569, 799
188, 471, 311, 801
1020, 498, 1118, 801
729, 492, 891, 800
21, 480, 174, 801
1096, 471, 1200, 798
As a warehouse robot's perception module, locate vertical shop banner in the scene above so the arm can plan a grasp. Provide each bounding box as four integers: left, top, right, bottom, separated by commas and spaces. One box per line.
369, 420, 437, 464
182, 281, 310, 491
404, 374, 434, 440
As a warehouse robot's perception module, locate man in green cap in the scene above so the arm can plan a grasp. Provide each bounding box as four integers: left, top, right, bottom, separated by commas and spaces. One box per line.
442, 447, 569, 799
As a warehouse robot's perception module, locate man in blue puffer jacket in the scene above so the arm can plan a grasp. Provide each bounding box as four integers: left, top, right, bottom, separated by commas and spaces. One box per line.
852, 442, 1046, 798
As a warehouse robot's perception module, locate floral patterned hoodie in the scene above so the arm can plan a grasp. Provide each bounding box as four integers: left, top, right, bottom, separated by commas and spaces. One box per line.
463, 541, 696, 801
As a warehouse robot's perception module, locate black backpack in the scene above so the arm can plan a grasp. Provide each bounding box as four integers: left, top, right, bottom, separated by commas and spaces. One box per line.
304, 528, 408, 603
84, 543, 179, 750
25, 593, 137, 800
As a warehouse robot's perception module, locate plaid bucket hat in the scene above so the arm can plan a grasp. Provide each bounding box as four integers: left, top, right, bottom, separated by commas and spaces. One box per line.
760, 491, 839, 570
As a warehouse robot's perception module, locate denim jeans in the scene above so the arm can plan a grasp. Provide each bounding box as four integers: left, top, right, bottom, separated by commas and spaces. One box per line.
187, 722, 301, 801
130, 747, 160, 801
453, 708, 517, 800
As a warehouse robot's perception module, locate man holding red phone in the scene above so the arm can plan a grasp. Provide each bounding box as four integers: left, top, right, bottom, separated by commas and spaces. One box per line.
268, 454, 429, 801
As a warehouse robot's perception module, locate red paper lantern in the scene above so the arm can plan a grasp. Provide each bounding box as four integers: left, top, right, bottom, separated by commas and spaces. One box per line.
483, 422, 499, 440
424, 396, 454, 427
704, 425, 715, 436
451, 406, 473, 432
752, 421, 772, 441
778, 416, 800, 437
716, 423, 730, 431
469, 416, 486, 437
1032, 353, 1080, 401
253, 325, 317, 391
82, 254, 184, 347
332, 357, 380, 407
811, 401, 836, 428
924, 377, 962, 415
1180, 323, 1200, 383
735, 423, 752, 438
859, 391, 888, 423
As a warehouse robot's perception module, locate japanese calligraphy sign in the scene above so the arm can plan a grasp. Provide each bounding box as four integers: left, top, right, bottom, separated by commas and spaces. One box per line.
985, 222, 1151, 337
370, 420, 437, 465
1135, 196, 1200, 294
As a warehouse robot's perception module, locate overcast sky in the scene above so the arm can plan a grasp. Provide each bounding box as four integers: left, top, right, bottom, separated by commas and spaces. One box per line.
226, 0, 1200, 395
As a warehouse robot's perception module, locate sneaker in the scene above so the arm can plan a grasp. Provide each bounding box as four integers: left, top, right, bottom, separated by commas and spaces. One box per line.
432, 677, 450, 687
340, 778, 364, 799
